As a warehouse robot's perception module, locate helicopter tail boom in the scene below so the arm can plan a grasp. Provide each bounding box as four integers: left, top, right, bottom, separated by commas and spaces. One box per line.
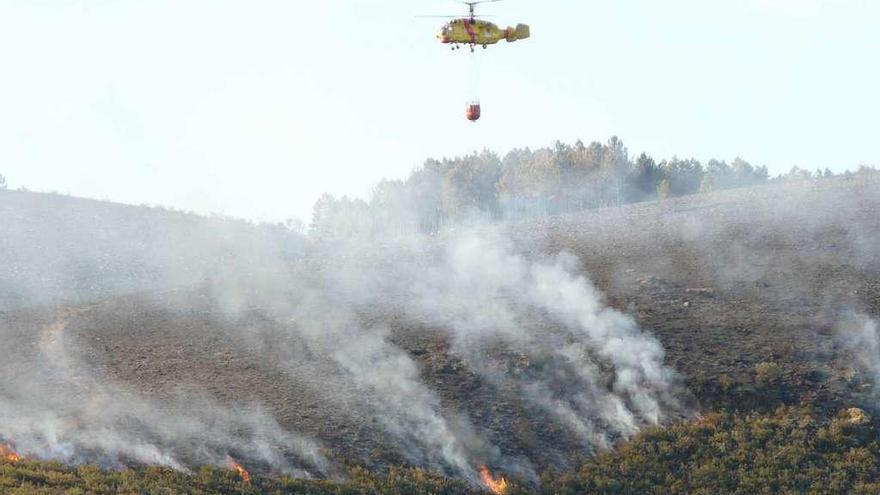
505, 24, 530, 42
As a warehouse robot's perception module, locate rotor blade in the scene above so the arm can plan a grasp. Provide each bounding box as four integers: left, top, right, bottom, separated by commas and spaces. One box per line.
461, 0, 503, 6
416, 14, 496, 18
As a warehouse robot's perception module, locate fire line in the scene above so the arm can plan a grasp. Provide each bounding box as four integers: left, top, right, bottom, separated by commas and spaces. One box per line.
479, 464, 509, 494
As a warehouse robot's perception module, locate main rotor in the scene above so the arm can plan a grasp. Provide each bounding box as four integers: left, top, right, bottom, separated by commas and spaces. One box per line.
417, 0, 503, 22
462, 0, 502, 21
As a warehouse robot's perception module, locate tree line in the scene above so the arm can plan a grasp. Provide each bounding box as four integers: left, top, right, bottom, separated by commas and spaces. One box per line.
2, 142, 874, 241
311, 136, 842, 239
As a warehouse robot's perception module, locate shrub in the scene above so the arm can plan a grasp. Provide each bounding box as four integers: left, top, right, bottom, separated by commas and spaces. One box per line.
755, 361, 782, 385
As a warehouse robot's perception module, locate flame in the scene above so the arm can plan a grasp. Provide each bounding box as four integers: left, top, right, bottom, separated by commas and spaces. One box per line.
226, 457, 251, 485
479, 465, 509, 495
0, 442, 21, 463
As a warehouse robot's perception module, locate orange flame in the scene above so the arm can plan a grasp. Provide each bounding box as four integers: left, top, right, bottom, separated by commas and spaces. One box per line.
226, 457, 251, 485
479, 465, 509, 495
0, 442, 22, 463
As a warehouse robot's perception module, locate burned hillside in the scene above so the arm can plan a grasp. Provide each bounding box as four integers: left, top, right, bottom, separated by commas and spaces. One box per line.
2, 175, 880, 491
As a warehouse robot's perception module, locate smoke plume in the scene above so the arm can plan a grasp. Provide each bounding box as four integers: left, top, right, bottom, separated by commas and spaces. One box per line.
0, 190, 689, 486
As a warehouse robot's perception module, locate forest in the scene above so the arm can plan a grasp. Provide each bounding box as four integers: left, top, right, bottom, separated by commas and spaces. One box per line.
2, 138, 875, 241
309, 137, 860, 239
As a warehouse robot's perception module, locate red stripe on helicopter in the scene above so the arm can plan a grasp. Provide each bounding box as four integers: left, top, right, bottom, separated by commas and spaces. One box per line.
463, 19, 477, 44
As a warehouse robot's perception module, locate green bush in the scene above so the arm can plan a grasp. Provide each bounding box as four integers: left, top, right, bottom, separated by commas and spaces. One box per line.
2, 405, 879, 494
755, 362, 782, 385
0, 462, 480, 495
540, 406, 880, 494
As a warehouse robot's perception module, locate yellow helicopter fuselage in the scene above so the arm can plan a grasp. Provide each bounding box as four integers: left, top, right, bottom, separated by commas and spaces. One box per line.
437, 18, 530, 47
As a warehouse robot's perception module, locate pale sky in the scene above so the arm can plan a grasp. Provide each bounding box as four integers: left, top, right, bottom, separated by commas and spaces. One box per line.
0, 0, 877, 223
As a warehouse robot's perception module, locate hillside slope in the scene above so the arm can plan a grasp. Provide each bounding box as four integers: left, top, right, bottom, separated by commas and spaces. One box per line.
2, 176, 880, 489
0, 190, 304, 311
512, 175, 880, 413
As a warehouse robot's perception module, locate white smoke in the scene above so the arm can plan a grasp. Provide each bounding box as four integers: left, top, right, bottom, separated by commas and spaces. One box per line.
285, 229, 688, 469
838, 314, 880, 392
401, 232, 685, 448
0, 198, 688, 485
260, 272, 499, 482
0, 309, 330, 476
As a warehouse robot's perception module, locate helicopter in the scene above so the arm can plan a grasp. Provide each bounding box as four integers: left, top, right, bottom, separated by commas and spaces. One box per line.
422, 1, 530, 121
426, 1, 530, 53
